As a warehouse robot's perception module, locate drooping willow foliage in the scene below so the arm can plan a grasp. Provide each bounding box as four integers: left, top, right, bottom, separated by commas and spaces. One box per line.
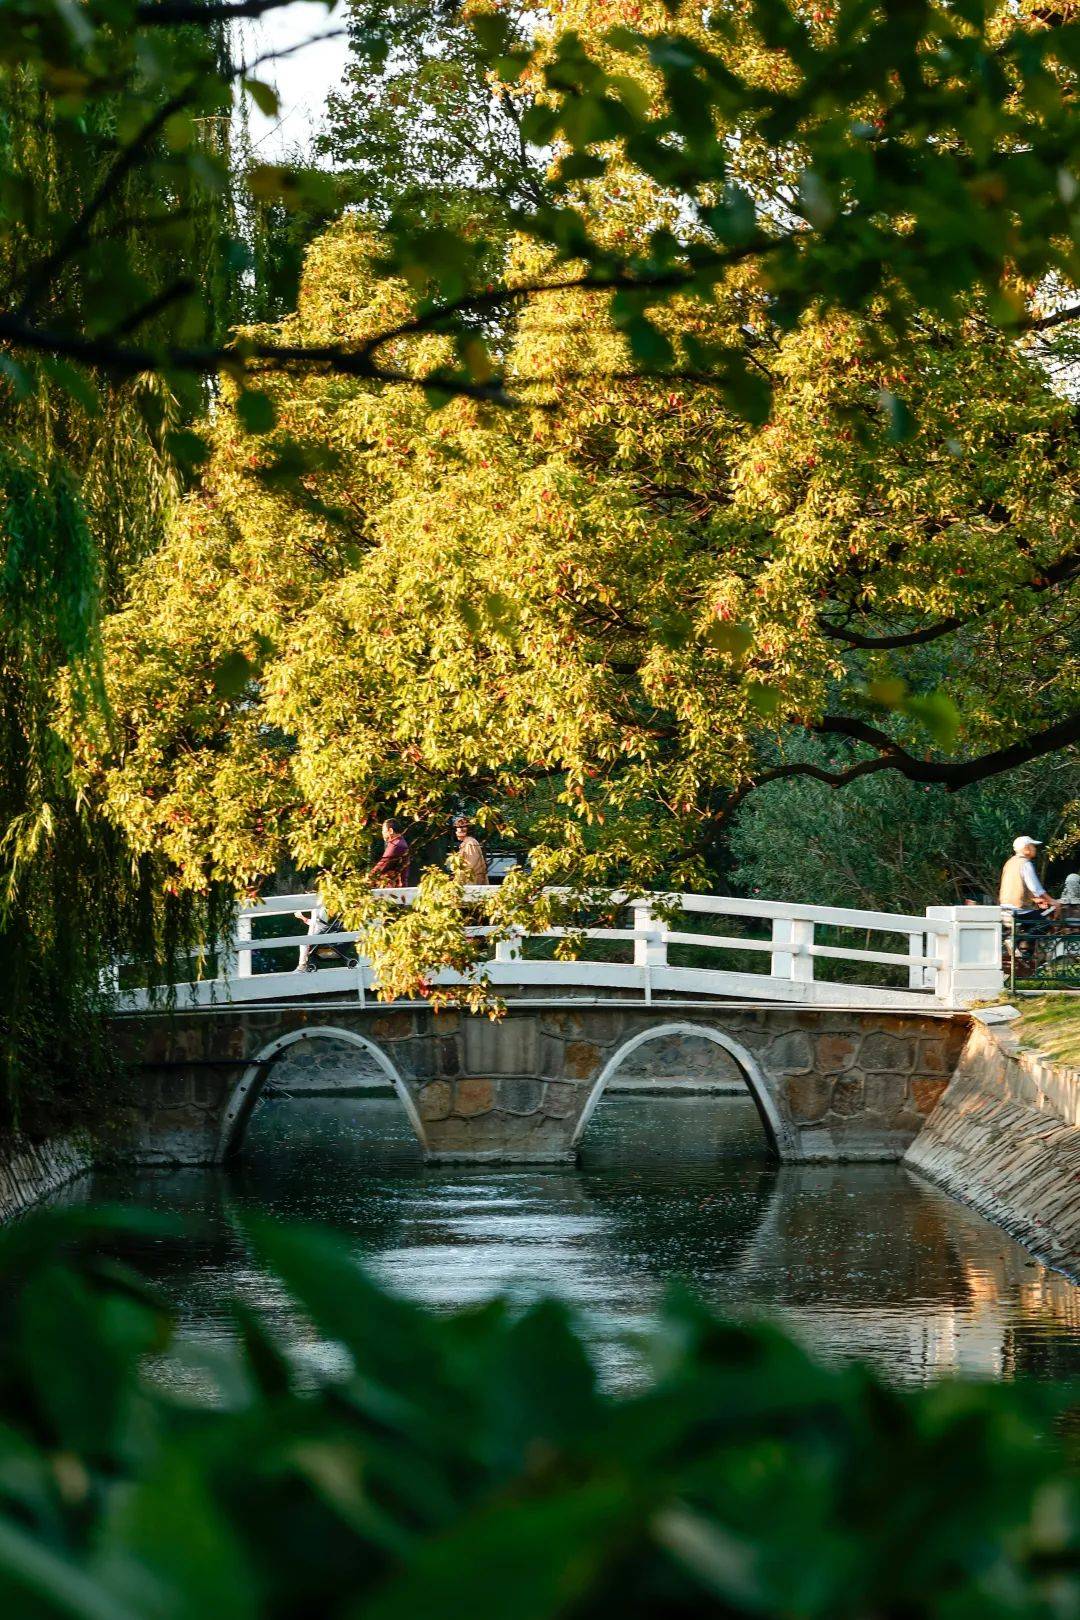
0, 47, 247, 1136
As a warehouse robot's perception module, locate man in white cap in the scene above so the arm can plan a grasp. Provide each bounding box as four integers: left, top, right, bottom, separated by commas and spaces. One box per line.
999, 836, 1061, 917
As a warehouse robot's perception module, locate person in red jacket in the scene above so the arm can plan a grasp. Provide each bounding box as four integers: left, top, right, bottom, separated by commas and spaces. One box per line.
370, 819, 411, 888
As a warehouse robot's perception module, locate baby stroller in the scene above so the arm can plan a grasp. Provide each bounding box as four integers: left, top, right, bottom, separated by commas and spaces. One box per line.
302, 912, 357, 971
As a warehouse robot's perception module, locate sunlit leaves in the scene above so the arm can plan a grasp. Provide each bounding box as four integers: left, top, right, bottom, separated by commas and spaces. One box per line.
12, 0, 1080, 426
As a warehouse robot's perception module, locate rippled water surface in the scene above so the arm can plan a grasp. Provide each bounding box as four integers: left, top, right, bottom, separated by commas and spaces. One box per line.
83, 1092, 1080, 1390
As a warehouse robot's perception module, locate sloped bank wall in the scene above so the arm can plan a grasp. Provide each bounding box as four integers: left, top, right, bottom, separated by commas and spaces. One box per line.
0, 1134, 92, 1220
905, 1019, 1080, 1275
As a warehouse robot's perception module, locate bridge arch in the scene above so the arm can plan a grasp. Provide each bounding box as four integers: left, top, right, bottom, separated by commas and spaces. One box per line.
571, 1021, 793, 1158
217, 1025, 424, 1161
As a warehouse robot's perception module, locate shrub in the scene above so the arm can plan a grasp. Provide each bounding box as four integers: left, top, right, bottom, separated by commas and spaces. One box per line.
0, 1207, 1076, 1618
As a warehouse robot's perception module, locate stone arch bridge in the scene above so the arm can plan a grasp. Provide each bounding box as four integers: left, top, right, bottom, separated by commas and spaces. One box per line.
112, 992, 968, 1167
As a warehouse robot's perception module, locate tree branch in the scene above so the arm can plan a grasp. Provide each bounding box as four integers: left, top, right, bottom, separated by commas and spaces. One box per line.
354, 244, 783, 361
1021, 303, 1080, 333
817, 615, 963, 650
0, 313, 529, 404
817, 543, 1080, 650
718, 709, 1080, 820
134, 0, 317, 21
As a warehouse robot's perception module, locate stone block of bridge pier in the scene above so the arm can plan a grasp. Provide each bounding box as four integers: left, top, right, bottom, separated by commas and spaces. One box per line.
110, 995, 970, 1167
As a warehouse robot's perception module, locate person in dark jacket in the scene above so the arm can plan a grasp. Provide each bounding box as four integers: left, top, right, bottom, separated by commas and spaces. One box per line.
370, 819, 411, 887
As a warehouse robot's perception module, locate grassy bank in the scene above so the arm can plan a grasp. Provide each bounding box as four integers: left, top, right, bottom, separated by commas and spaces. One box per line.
1013, 995, 1080, 1067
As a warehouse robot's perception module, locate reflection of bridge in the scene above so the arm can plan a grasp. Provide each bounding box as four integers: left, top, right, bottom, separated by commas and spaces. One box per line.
123, 890, 1004, 1013
112, 891, 1001, 1168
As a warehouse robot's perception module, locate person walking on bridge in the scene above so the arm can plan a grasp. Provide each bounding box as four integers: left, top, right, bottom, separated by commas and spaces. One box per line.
999, 835, 1061, 918
370, 819, 411, 888
452, 814, 488, 886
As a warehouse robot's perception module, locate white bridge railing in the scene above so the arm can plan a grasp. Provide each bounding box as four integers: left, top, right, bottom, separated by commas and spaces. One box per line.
119, 891, 1005, 1013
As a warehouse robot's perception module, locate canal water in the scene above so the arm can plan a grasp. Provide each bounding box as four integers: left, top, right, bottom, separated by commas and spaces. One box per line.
80, 1090, 1080, 1392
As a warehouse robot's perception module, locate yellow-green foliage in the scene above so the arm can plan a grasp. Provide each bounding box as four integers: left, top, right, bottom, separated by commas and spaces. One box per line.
69, 209, 1080, 1002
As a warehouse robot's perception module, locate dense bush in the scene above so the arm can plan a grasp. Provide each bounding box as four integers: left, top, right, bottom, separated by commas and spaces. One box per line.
0, 1207, 1076, 1619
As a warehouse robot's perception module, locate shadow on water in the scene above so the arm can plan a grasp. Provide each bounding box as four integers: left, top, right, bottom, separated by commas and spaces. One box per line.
83, 1088, 1080, 1390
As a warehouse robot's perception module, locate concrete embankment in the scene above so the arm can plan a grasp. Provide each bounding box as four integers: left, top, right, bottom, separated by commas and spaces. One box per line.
0, 1134, 92, 1220
905, 1018, 1080, 1275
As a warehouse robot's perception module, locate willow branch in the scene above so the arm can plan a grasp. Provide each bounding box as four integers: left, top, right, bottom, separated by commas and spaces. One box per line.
16, 86, 196, 317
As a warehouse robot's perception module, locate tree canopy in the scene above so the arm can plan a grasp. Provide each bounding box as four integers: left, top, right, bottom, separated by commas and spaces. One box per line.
7, 0, 1080, 1001
66, 208, 1080, 986
8, 0, 1080, 419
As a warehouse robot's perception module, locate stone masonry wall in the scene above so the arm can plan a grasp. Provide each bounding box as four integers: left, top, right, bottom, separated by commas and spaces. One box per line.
906, 1019, 1080, 1275
114, 999, 968, 1166
0, 1134, 92, 1220
395, 1005, 962, 1163
267, 1026, 746, 1094
269, 1040, 390, 1092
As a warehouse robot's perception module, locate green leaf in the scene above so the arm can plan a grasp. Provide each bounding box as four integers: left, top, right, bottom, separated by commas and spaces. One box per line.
878, 391, 915, 442
253, 436, 340, 484
605, 25, 646, 53
242, 78, 280, 118
704, 620, 753, 658
555, 153, 607, 182
470, 13, 517, 55
248, 165, 340, 213
624, 315, 675, 369
104, 1450, 260, 1620
654, 611, 694, 649
353, 1482, 637, 1620
519, 104, 561, 146
866, 676, 908, 709
236, 389, 277, 435
718, 363, 772, 426
746, 681, 782, 716
0, 1516, 141, 1620
210, 650, 256, 698
163, 109, 195, 151
17, 1266, 161, 1461
797, 170, 836, 230
653, 1506, 763, 1609
905, 690, 962, 750
165, 429, 210, 470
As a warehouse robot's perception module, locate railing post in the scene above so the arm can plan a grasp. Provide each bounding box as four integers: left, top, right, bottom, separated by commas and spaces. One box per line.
235, 912, 253, 979
908, 931, 929, 990
924, 905, 1003, 1007
494, 926, 523, 965
632, 903, 667, 969
770, 915, 814, 983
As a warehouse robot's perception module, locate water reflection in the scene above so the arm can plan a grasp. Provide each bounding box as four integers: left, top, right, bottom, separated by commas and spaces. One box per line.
82, 1093, 1080, 1390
